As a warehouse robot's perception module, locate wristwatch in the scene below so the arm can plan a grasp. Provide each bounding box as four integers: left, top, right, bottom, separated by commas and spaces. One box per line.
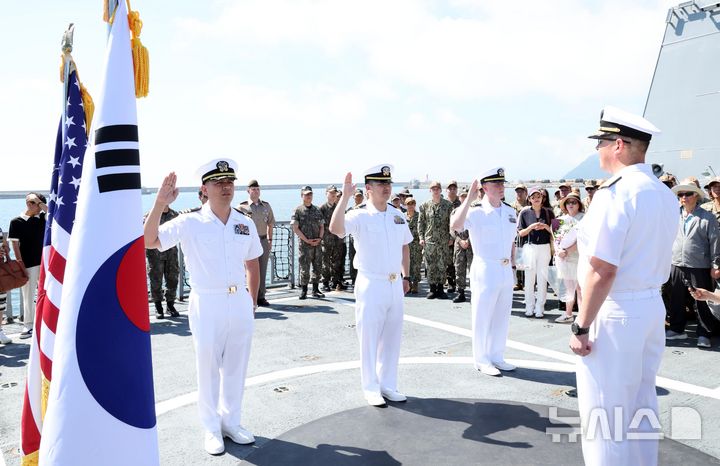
571, 322, 590, 336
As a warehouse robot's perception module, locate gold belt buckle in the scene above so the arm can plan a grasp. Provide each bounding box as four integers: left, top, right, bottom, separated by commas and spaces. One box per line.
500, 259, 510, 266
228, 285, 238, 294
388, 273, 398, 282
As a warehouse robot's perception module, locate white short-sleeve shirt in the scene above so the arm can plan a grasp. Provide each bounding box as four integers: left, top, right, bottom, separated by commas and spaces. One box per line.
343, 202, 413, 275
576, 163, 678, 292
464, 198, 517, 260
158, 203, 263, 290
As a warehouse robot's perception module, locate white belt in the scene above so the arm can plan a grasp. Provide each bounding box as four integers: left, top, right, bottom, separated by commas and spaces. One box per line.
608, 288, 660, 301
192, 285, 241, 294
473, 258, 511, 266
359, 271, 401, 282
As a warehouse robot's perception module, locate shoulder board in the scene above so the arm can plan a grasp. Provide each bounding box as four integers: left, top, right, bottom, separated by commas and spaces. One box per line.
261, 200, 270, 206
238, 200, 250, 205
179, 207, 202, 215
356, 203, 367, 209
502, 201, 512, 208
599, 176, 622, 189
387, 203, 394, 208
232, 207, 249, 216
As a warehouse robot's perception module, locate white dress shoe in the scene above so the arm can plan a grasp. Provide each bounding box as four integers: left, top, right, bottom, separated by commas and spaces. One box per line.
478, 364, 501, 376
524, 308, 534, 317
0, 329, 11, 345
493, 361, 516, 371
381, 389, 407, 402
365, 392, 387, 406
204, 431, 225, 455
222, 425, 255, 445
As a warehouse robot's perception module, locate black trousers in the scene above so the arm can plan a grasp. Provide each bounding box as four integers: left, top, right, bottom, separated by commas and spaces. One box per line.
666, 265, 720, 337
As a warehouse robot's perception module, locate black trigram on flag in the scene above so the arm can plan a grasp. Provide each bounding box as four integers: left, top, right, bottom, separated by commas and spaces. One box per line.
95, 124, 141, 193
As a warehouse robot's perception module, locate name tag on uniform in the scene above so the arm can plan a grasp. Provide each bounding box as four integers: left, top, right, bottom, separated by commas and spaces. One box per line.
234, 224, 250, 235
394, 215, 406, 224
508, 215, 516, 223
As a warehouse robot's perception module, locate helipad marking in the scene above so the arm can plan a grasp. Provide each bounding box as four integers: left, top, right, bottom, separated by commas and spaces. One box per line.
154, 356, 573, 416
154, 295, 720, 416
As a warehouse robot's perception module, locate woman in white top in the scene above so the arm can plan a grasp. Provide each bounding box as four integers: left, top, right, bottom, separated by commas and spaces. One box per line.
553, 193, 585, 323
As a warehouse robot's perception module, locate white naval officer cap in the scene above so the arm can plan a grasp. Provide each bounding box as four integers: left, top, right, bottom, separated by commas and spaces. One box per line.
588, 106, 660, 142
363, 164, 394, 184
478, 167, 505, 183
196, 158, 238, 183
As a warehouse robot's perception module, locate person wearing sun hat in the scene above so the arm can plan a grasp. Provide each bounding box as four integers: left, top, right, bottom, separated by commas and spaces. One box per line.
145, 159, 263, 454
553, 193, 585, 324
450, 167, 518, 377
701, 176, 720, 222
570, 106, 678, 465
666, 178, 720, 346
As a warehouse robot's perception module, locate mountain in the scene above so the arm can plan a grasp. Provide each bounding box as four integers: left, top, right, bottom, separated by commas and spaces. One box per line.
563, 153, 605, 180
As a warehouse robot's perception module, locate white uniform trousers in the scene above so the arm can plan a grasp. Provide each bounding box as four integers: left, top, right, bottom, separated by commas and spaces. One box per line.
19, 265, 40, 328
523, 243, 551, 313
188, 289, 254, 433
354, 273, 404, 397
576, 292, 664, 466
469, 260, 514, 367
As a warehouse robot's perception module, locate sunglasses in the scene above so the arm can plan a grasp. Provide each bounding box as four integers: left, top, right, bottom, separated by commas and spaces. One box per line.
677, 192, 696, 198
565, 200, 579, 205
26, 200, 38, 205
595, 137, 631, 150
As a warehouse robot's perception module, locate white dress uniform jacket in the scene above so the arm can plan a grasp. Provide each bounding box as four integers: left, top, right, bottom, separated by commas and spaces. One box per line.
576, 164, 677, 466
158, 204, 263, 433
343, 203, 413, 397
464, 198, 518, 368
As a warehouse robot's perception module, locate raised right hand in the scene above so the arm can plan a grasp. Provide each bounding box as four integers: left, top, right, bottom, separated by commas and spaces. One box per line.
157, 172, 179, 206
342, 172, 355, 202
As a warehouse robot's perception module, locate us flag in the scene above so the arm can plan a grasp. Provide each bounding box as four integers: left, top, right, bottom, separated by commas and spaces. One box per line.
20, 69, 89, 465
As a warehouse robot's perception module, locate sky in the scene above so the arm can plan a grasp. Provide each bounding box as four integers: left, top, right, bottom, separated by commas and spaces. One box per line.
1, 0, 680, 190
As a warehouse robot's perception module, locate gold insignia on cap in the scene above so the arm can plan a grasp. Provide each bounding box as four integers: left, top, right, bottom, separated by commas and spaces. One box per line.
217, 161, 229, 172
498, 168, 504, 177
382, 166, 391, 176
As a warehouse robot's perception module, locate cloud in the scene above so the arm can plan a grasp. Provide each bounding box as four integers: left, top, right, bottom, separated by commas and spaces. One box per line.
177, 0, 675, 100
202, 77, 367, 125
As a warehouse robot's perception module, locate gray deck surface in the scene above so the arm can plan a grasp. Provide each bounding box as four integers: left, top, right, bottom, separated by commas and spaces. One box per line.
1, 284, 719, 465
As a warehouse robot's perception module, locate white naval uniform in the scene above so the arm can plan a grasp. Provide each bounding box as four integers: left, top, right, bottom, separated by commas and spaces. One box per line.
575, 164, 677, 466
342, 203, 413, 397
464, 198, 518, 368
158, 204, 263, 433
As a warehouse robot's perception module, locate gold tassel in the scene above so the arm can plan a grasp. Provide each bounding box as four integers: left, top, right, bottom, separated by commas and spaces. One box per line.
127, 4, 149, 98
103, 0, 111, 23
20, 450, 39, 466
59, 54, 66, 83
80, 83, 95, 136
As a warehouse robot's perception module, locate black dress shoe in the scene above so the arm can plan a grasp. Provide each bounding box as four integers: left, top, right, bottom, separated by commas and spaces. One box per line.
167, 301, 180, 317
257, 298, 270, 307
154, 302, 165, 319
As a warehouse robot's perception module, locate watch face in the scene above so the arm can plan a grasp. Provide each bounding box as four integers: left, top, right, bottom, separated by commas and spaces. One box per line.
571, 322, 579, 335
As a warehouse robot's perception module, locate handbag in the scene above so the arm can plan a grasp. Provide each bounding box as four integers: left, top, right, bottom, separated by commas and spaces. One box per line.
0, 257, 29, 292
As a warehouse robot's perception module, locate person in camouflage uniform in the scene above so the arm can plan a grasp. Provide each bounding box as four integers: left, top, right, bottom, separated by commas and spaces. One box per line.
512, 184, 529, 291
445, 181, 461, 293
320, 185, 346, 291
291, 186, 325, 299
418, 181, 454, 299
405, 196, 422, 294
145, 205, 180, 318
452, 188, 474, 302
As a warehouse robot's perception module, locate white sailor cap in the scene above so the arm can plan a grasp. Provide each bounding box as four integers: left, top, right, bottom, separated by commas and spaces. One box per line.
363, 164, 394, 183
197, 158, 238, 183
588, 106, 660, 142
478, 167, 505, 183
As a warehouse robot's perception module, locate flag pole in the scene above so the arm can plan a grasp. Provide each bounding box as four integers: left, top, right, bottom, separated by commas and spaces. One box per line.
60, 24, 75, 141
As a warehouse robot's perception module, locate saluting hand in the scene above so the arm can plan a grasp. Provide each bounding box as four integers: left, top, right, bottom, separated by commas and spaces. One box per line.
157, 172, 180, 206
468, 179, 479, 202
342, 172, 355, 203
